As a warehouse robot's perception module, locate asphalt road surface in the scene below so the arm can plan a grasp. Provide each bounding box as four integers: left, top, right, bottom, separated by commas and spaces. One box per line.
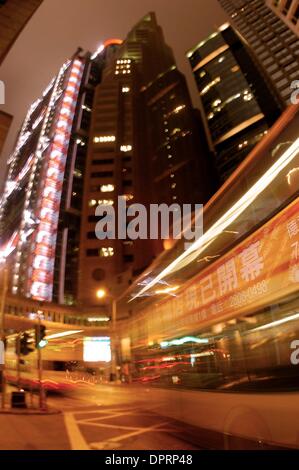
0, 384, 199, 450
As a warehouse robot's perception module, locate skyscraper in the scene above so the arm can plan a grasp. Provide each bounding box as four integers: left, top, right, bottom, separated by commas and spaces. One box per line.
142, 67, 213, 206
78, 13, 213, 306
0, 0, 43, 65
0, 13, 213, 309
187, 24, 282, 182
267, 0, 299, 36
0, 47, 110, 304
218, 0, 299, 104
0, 110, 12, 156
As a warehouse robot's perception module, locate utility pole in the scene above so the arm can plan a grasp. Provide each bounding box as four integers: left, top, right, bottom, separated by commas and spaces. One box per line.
16, 334, 21, 389
0, 266, 8, 409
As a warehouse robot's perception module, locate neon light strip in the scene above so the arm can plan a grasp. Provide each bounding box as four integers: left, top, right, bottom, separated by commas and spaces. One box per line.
132, 138, 299, 300
28, 60, 84, 301
12, 61, 72, 294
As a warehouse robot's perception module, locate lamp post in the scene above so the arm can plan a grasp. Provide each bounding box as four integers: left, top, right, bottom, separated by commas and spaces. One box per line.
96, 288, 118, 382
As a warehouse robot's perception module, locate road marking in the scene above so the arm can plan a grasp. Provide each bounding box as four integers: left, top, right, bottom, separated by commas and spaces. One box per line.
63, 412, 89, 450
77, 420, 141, 431
108, 421, 171, 443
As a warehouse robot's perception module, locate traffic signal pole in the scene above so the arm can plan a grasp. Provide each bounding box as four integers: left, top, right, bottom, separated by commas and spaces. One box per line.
16, 334, 21, 389
37, 315, 45, 410
0, 266, 8, 409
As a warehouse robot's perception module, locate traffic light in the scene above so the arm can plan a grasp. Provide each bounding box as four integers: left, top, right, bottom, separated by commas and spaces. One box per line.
19, 333, 34, 356
35, 325, 47, 349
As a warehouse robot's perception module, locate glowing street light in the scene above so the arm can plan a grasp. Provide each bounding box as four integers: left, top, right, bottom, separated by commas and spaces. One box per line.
96, 288, 107, 300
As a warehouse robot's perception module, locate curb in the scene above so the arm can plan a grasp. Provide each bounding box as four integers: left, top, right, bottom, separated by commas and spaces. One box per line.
0, 408, 61, 415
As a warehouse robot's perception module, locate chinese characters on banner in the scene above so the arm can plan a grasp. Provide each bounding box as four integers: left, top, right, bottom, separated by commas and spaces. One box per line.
138, 197, 299, 341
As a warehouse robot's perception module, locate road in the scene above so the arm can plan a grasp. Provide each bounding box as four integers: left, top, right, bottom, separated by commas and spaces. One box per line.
0, 384, 198, 450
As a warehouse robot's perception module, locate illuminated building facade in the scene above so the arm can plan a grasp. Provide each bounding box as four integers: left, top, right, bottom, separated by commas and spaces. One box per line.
218, 0, 299, 104
267, 0, 299, 36
0, 110, 12, 156
78, 13, 213, 305
0, 0, 43, 65
0, 47, 111, 304
187, 24, 283, 181
1, 13, 213, 308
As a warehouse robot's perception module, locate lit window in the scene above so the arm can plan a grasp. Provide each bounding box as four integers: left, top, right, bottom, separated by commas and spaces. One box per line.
120, 145, 132, 153
200, 77, 221, 96
100, 247, 114, 257
173, 105, 185, 114
100, 184, 115, 193
98, 199, 114, 206
212, 99, 222, 107
74, 169, 82, 178
243, 90, 253, 101
122, 86, 130, 93
94, 136, 116, 143
82, 104, 91, 112
76, 138, 86, 147
123, 194, 134, 201
172, 128, 181, 136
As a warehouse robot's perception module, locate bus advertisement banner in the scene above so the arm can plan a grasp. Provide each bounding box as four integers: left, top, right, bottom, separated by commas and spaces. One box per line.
139, 196, 299, 341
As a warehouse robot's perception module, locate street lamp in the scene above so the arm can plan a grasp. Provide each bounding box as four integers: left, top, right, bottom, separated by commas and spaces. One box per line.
96, 288, 118, 381
96, 288, 107, 300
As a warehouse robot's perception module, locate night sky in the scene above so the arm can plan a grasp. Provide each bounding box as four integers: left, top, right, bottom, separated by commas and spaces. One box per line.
0, 0, 227, 182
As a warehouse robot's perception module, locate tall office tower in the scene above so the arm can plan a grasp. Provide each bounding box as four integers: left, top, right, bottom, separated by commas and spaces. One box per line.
0, 110, 12, 155
267, 0, 299, 36
0, 45, 117, 304
78, 13, 213, 306
142, 67, 213, 206
187, 24, 283, 182
218, 0, 299, 104
0, 0, 43, 65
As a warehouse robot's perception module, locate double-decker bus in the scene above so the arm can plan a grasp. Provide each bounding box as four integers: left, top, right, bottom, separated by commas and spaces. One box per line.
118, 104, 299, 449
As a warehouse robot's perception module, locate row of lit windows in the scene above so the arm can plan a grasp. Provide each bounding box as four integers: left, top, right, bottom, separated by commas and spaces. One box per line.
93, 135, 116, 143
207, 89, 254, 121
86, 247, 114, 258
89, 199, 114, 207
93, 136, 132, 152
89, 195, 133, 207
